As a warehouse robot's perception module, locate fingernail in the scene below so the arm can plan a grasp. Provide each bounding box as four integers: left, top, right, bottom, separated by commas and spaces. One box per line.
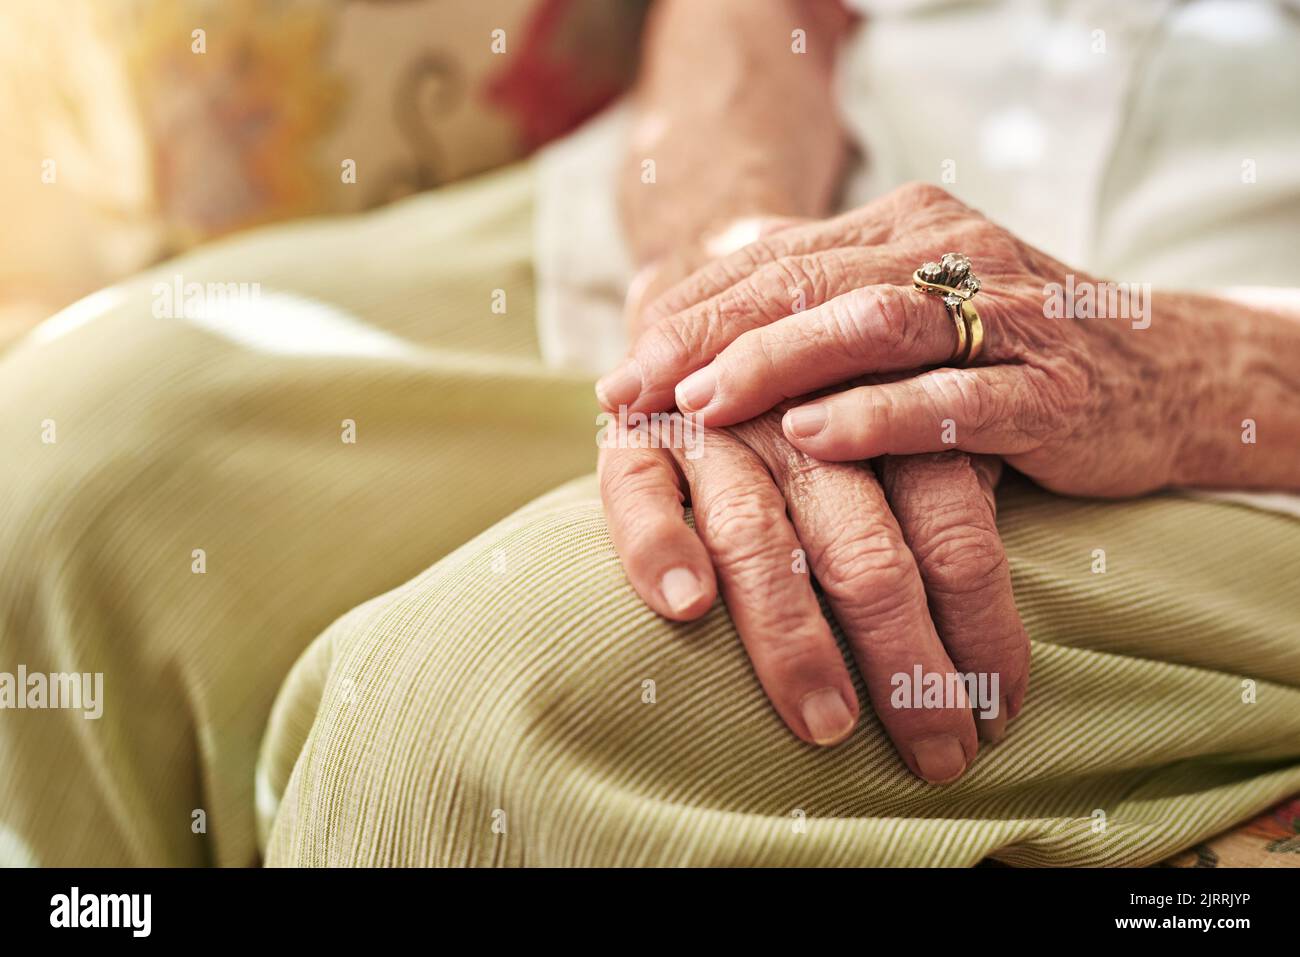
659, 567, 704, 615
800, 688, 855, 745
912, 735, 967, 783
675, 367, 716, 412
596, 360, 642, 409
784, 405, 827, 439
977, 697, 1009, 744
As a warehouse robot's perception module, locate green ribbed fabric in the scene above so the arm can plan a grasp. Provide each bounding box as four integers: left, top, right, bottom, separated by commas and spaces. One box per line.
0, 163, 596, 866
261, 476, 1300, 867
2, 160, 1297, 868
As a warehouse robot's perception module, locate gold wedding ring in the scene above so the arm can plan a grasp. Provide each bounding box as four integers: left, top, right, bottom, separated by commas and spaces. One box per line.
959, 299, 984, 365
912, 252, 984, 366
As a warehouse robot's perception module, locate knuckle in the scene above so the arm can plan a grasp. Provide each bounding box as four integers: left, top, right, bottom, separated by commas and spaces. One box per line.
641, 315, 699, 377
697, 482, 786, 561
811, 525, 916, 608
746, 238, 792, 277
729, 262, 800, 326
632, 512, 688, 549
821, 293, 870, 359
599, 449, 676, 505
751, 627, 838, 684
729, 325, 776, 379
821, 286, 910, 361
945, 216, 1004, 253
911, 521, 1008, 599
644, 281, 700, 326
648, 244, 776, 325
881, 452, 985, 509
894, 180, 954, 208
702, 247, 780, 321
770, 252, 847, 313
768, 445, 826, 497
744, 235, 784, 265
615, 503, 680, 549
953, 374, 991, 427
930, 369, 990, 427
597, 452, 632, 498
865, 285, 918, 355
725, 241, 778, 287
749, 330, 789, 393
889, 450, 975, 488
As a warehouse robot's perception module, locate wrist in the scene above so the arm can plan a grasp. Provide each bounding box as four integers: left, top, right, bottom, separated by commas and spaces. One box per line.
1163, 292, 1300, 490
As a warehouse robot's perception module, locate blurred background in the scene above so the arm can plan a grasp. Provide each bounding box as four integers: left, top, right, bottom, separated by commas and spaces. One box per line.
0, 0, 647, 349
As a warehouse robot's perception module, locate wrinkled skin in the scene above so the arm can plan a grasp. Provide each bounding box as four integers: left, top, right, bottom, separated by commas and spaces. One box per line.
597, 210, 1030, 785
599, 182, 1213, 498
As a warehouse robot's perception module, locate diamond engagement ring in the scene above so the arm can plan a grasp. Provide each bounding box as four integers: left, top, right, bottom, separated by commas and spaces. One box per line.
912, 252, 985, 366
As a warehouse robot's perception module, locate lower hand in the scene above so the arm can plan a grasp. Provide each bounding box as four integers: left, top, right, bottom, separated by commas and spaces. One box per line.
599, 343, 1028, 783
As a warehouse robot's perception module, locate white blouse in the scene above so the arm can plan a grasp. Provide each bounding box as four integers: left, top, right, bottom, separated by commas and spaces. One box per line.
532, 0, 1300, 513
834, 0, 1300, 286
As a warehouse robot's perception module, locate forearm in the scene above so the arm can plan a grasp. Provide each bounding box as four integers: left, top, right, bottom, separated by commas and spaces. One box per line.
620, 0, 852, 265
1166, 290, 1300, 491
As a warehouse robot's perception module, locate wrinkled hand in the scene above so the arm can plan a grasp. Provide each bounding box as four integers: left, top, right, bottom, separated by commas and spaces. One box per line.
598, 182, 1198, 497
598, 227, 1030, 780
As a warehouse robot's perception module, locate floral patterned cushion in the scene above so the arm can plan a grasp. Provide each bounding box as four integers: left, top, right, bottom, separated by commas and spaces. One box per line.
0, 0, 646, 343
1162, 797, 1300, 868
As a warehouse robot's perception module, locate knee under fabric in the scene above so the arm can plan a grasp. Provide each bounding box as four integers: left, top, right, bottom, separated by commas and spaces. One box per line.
260, 475, 1300, 867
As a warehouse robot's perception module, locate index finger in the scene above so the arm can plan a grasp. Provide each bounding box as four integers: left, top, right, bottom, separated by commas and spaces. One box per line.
596, 246, 920, 414
672, 431, 862, 748
673, 283, 963, 426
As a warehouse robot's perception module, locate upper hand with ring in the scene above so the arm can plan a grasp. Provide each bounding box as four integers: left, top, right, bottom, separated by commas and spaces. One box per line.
597, 181, 1200, 498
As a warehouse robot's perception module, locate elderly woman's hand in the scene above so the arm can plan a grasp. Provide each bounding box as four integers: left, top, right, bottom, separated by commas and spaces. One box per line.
597, 182, 1224, 497
599, 409, 1027, 782
598, 216, 1030, 784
